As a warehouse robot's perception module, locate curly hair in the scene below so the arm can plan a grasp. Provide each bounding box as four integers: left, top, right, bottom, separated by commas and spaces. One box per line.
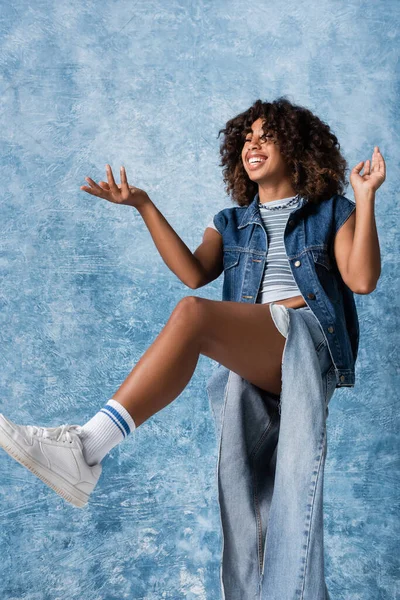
217, 96, 349, 206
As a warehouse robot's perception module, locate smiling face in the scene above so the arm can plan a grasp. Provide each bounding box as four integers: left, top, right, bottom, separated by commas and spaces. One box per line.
241, 117, 296, 200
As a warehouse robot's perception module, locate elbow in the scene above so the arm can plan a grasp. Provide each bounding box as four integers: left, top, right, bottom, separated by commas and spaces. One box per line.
353, 286, 375, 295
346, 269, 380, 295
188, 270, 210, 290
187, 277, 205, 290
184, 278, 198, 290
351, 280, 378, 295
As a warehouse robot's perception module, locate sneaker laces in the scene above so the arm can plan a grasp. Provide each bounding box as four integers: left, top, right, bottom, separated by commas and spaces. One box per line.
27, 424, 83, 444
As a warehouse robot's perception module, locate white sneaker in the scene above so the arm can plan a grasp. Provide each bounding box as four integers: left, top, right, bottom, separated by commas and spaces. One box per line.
0, 413, 102, 508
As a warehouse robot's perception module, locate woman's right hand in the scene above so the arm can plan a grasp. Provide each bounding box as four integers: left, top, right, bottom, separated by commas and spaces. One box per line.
80, 164, 150, 209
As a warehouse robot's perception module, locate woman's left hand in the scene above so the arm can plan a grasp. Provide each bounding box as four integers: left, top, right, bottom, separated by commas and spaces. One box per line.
350, 146, 386, 196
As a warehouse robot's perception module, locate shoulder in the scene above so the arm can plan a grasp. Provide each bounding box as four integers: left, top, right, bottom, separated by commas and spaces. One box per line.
213, 205, 247, 235
333, 193, 356, 210
307, 194, 355, 228
332, 194, 356, 232
309, 193, 355, 212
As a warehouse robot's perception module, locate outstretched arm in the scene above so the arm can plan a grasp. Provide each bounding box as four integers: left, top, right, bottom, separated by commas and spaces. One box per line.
81, 164, 221, 289
137, 199, 223, 289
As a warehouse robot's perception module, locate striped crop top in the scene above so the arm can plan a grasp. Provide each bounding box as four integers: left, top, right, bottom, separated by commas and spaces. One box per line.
206, 194, 302, 303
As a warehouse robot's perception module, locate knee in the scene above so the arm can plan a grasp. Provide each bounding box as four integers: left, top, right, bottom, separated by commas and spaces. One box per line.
171, 296, 206, 329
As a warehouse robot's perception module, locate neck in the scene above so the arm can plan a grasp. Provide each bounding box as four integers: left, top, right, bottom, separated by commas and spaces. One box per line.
257, 182, 297, 203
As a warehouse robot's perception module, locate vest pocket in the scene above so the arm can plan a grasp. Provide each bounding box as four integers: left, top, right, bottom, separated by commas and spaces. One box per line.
223, 250, 240, 270
311, 248, 334, 270
222, 251, 241, 300
311, 248, 340, 304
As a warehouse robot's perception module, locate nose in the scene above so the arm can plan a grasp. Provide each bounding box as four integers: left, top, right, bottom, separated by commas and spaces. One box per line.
248, 139, 262, 151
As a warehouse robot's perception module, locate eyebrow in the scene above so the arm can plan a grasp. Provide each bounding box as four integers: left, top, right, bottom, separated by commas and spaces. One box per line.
244, 129, 266, 137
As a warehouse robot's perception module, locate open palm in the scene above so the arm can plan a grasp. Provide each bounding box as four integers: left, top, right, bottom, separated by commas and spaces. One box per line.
80, 164, 149, 208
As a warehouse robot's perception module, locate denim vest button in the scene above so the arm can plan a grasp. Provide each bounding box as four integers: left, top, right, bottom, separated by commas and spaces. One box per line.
307, 293, 315, 299
294, 260, 301, 267
328, 326, 334, 333
340, 374, 345, 382
288, 219, 295, 227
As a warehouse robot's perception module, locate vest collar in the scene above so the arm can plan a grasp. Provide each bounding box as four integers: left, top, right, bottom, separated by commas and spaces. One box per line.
238, 191, 308, 229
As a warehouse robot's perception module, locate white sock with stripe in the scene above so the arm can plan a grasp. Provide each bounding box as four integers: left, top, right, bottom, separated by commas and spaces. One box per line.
79, 398, 137, 466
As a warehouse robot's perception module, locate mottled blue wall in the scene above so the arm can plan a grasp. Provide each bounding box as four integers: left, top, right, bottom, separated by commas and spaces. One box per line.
0, 0, 398, 598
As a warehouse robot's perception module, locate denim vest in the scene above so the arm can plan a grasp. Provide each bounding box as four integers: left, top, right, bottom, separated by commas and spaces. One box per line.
212, 193, 359, 387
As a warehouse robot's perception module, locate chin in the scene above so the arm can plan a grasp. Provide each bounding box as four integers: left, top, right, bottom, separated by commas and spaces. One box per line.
248, 172, 270, 182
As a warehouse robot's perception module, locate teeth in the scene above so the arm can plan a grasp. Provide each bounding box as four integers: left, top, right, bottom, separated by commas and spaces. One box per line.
249, 157, 266, 164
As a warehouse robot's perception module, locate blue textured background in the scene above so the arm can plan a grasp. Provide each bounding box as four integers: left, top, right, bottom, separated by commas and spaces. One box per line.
0, 1, 398, 599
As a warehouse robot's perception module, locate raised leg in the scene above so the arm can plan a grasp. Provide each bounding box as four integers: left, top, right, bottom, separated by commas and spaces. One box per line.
0, 295, 288, 507
113, 296, 286, 427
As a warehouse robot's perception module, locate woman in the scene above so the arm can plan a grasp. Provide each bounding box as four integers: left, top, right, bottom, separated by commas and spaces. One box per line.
0, 97, 385, 510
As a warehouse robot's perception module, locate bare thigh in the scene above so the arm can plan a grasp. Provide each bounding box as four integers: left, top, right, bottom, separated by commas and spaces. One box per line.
190, 297, 287, 396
